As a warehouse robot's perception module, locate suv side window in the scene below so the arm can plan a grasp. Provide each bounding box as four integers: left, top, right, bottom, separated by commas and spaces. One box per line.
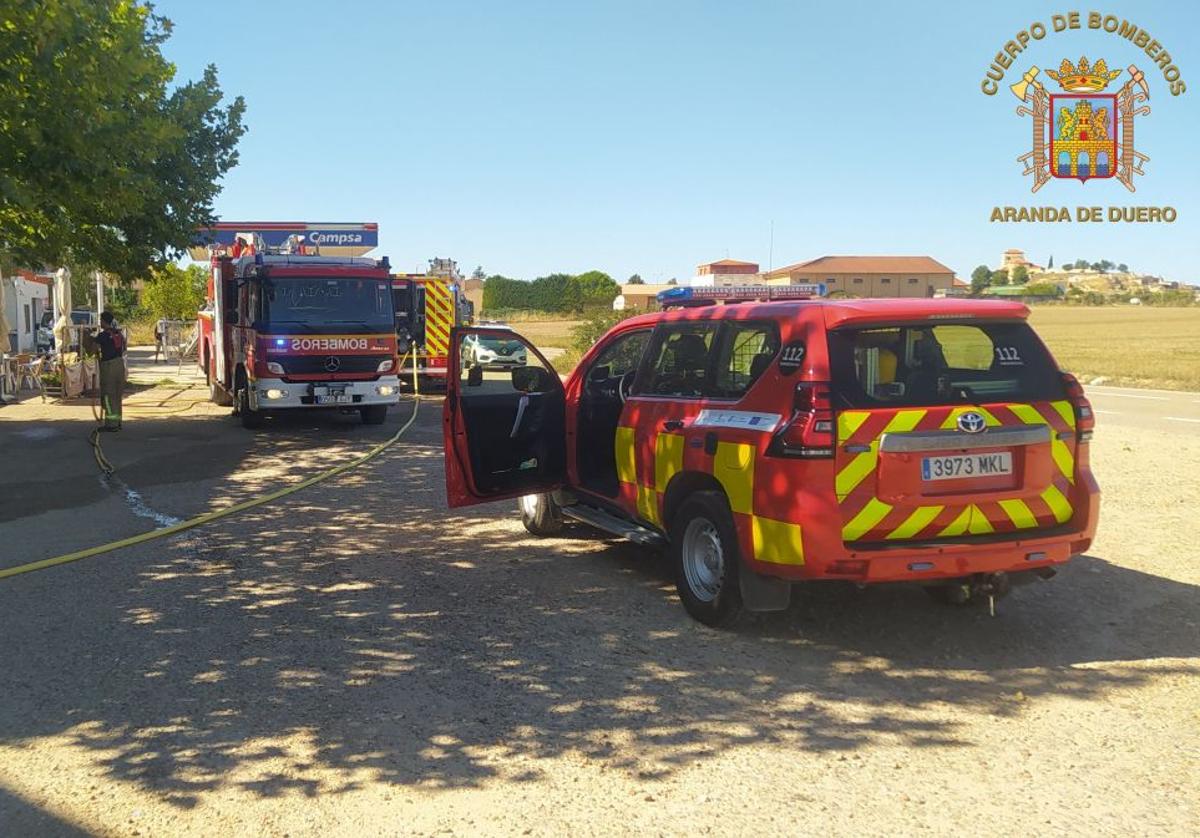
638, 323, 719, 397
591, 328, 652, 377
711, 322, 780, 398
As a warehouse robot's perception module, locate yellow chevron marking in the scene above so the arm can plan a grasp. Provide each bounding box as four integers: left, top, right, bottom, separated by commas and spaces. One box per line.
835, 409, 926, 500
842, 497, 893, 541
714, 441, 754, 515
886, 505, 944, 540
837, 410, 871, 444
752, 516, 805, 565
967, 505, 996, 535
1008, 403, 1075, 484
998, 498, 1038, 529
1041, 484, 1073, 524
1051, 399, 1076, 429
938, 506, 972, 537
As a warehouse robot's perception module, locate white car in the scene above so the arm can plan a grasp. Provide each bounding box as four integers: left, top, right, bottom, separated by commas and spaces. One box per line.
461, 330, 528, 370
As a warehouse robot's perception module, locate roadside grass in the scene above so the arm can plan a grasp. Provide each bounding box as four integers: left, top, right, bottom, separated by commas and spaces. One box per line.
1029, 306, 1200, 390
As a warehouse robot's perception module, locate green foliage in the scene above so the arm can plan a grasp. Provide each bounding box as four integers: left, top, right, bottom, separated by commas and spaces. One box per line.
627, 273, 644, 284
0, 1, 246, 278
970, 264, 991, 295
1010, 265, 1029, 285
1024, 282, 1063, 298
569, 309, 641, 356
1143, 290, 1196, 306
989, 269, 1009, 286
481, 271, 618, 313
141, 263, 206, 319
1117, 263, 1129, 273
107, 286, 142, 321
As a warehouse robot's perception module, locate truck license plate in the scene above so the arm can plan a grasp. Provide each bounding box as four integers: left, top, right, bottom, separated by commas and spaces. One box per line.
921, 452, 1013, 481
315, 394, 350, 404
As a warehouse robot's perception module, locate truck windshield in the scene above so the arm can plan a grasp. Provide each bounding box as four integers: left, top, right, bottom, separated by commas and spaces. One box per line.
261, 277, 393, 332
827, 321, 1065, 407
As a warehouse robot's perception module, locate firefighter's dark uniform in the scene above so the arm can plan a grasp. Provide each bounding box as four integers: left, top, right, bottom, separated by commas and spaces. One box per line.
93, 327, 126, 430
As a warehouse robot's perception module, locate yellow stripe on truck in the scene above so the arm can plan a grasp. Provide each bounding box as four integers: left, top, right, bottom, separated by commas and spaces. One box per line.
615, 426, 637, 485
886, 505, 943, 540
752, 516, 804, 565
424, 282, 453, 356
654, 432, 684, 494
714, 441, 754, 515
998, 498, 1039, 530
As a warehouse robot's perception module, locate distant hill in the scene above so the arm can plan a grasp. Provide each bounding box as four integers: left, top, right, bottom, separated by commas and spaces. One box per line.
1029, 269, 1196, 300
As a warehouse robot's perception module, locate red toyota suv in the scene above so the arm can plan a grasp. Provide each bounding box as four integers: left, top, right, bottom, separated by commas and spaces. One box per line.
442, 288, 1100, 626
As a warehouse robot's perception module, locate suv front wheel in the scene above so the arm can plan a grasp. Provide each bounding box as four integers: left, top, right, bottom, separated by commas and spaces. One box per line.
670, 491, 744, 627
518, 492, 564, 536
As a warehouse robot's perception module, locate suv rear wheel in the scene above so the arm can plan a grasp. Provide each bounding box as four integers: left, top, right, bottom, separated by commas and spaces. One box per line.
670, 491, 744, 627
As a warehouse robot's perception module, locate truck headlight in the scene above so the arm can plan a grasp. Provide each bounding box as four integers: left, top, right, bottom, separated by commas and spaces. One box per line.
267, 361, 285, 375
264, 388, 288, 400
377, 358, 394, 372
377, 385, 395, 396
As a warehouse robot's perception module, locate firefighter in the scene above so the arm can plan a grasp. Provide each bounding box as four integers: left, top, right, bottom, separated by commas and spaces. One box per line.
85, 311, 126, 431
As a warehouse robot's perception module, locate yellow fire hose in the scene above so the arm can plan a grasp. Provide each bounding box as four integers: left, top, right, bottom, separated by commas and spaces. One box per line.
1, 354, 422, 581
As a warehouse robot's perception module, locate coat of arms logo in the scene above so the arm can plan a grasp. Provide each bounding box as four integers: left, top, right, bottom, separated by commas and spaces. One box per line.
1011, 56, 1150, 193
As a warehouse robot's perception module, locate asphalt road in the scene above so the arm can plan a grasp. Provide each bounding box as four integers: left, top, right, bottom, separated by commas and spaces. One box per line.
1087, 384, 1200, 432
0, 384, 1197, 835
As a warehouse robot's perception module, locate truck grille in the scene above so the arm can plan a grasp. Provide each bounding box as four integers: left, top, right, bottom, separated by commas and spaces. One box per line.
269, 354, 383, 375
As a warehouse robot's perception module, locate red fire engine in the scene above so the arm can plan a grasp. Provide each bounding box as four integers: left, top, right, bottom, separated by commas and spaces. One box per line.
197, 232, 400, 428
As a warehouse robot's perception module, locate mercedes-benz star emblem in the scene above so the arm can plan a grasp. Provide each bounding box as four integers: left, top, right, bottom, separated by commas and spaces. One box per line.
957, 411, 987, 434
323, 356, 341, 372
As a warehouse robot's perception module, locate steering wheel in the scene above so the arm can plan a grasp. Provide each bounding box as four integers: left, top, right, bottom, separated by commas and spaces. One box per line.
617, 369, 636, 404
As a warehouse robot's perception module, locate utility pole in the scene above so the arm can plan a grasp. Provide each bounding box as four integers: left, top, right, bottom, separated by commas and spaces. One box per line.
95, 270, 104, 317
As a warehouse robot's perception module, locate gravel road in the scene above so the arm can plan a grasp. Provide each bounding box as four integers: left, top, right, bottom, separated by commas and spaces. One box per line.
1, 401, 1197, 836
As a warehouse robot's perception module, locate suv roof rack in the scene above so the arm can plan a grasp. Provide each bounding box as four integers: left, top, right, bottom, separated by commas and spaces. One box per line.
656, 283, 827, 308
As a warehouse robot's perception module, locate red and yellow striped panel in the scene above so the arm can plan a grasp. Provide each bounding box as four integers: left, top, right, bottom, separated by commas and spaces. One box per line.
836, 401, 1077, 543
424, 281, 454, 358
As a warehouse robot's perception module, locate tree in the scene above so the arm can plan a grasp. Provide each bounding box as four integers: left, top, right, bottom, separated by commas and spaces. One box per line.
471, 265, 486, 281
990, 269, 1009, 286
142, 263, 207, 320
1099, 259, 1115, 272
1117, 263, 1129, 273
1091, 262, 1106, 273
0, 1, 246, 279
1010, 265, 1030, 285
667, 278, 678, 285
574, 270, 619, 308
970, 264, 992, 295
1048, 255, 1054, 269
627, 274, 644, 284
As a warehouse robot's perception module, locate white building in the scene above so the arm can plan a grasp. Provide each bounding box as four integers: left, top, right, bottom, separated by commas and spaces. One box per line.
2, 270, 52, 353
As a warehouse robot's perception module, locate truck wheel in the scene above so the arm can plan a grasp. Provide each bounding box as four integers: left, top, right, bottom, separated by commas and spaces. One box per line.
670, 491, 745, 627
238, 386, 264, 429
518, 492, 563, 536
361, 405, 388, 425
207, 362, 232, 406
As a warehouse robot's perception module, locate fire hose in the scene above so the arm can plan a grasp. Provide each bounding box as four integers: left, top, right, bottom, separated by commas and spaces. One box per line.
0, 353, 422, 581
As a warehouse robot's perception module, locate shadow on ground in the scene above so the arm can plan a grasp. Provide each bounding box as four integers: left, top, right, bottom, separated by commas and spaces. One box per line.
1, 433, 1196, 809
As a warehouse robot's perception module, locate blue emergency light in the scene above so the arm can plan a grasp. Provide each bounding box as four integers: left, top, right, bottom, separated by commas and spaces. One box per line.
656, 283, 827, 307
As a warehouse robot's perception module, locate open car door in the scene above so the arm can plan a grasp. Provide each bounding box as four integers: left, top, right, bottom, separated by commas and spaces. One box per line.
443, 327, 566, 508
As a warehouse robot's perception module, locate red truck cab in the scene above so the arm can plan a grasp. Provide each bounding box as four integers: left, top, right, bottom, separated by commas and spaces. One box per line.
442, 289, 1100, 626
199, 252, 399, 428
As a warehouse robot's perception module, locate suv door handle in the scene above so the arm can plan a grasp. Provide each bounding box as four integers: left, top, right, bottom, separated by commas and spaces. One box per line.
662, 419, 684, 431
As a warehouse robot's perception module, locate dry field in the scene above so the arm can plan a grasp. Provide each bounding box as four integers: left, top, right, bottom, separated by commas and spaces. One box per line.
495, 306, 1200, 391
1029, 306, 1200, 390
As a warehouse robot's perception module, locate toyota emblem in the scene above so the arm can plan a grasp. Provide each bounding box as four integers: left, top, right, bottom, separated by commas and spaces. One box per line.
323, 356, 341, 372
957, 411, 986, 434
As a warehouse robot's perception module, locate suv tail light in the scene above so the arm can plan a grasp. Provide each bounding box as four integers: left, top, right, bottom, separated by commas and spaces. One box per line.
767, 382, 835, 458
1060, 372, 1094, 442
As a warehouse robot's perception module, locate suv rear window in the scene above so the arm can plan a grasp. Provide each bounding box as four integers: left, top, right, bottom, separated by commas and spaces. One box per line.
828, 321, 1065, 407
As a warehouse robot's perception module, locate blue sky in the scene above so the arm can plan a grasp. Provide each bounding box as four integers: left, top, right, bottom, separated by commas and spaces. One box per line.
158, 0, 1199, 283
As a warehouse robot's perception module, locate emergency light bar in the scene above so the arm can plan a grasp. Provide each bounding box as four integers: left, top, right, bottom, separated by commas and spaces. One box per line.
656, 283, 827, 307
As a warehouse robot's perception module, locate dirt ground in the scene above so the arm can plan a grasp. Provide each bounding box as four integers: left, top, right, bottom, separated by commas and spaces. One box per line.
1, 377, 1198, 835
